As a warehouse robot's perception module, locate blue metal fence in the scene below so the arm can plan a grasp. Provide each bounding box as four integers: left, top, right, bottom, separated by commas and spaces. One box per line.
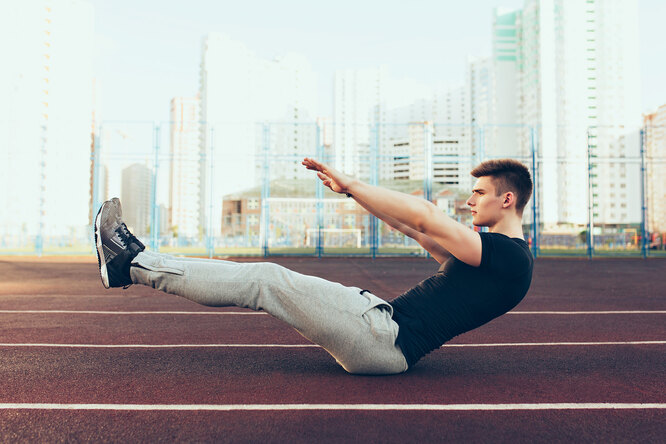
2, 121, 664, 258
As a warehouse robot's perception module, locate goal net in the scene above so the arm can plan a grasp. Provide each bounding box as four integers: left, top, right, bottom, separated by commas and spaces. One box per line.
305, 228, 362, 249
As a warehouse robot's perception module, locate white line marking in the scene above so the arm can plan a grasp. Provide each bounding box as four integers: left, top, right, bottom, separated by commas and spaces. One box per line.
0, 403, 663, 411
0, 341, 664, 349
510, 311, 666, 315
0, 310, 264, 315
441, 341, 666, 347
1, 310, 664, 316
0, 343, 318, 348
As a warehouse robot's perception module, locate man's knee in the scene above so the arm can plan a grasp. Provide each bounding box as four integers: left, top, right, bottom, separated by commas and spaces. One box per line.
256, 262, 294, 283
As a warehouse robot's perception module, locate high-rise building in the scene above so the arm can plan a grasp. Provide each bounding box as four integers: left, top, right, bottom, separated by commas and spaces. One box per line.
465, 56, 493, 160
169, 96, 201, 238
199, 33, 317, 235
504, 0, 641, 227
383, 87, 472, 190
490, 9, 526, 159
644, 105, 666, 234
433, 86, 471, 185
471, 12, 534, 225
387, 122, 470, 188
465, 13, 526, 162
0, 0, 94, 245
333, 67, 387, 180
121, 163, 152, 236
333, 67, 431, 181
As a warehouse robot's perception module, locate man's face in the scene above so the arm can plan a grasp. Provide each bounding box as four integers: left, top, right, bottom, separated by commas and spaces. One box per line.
466, 176, 505, 227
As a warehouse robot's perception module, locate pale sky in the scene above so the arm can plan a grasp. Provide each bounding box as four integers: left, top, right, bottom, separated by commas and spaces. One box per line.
91, 0, 665, 123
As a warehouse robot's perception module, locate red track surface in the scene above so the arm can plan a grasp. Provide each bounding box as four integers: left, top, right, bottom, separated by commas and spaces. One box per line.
1, 256, 665, 442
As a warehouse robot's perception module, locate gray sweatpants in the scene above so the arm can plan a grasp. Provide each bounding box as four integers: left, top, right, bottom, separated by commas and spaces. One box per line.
130, 251, 408, 375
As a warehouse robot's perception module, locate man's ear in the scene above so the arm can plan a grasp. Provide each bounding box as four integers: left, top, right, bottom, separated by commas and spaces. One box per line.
502, 192, 515, 209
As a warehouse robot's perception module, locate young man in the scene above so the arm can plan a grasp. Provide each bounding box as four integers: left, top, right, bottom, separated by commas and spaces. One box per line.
95, 158, 533, 375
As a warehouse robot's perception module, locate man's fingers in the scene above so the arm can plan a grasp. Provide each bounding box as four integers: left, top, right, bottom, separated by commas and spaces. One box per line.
302, 158, 317, 167
302, 157, 327, 172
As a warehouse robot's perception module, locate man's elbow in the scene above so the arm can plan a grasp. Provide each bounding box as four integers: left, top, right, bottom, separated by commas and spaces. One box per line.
414, 201, 438, 233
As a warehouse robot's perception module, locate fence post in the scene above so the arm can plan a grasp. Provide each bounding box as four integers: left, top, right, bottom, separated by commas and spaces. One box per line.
370, 123, 379, 259
36, 123, 48, 256
198, 122, 206, 257
260, 123, 270, 257
423, 122, 433, 259
150, 123, 160, 252
423, 122, 433, 204
586, 127, 594, 259
315, 123, 324, 258
640, 127, 648, 258
206, 125, 215, 258
91, 124, 101, 254
530, 126, 538, 258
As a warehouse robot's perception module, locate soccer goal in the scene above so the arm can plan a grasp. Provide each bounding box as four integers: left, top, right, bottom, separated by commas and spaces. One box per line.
305, 228, 362, 249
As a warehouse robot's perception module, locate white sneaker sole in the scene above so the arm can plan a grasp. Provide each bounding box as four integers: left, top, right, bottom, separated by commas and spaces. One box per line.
94, 204, 110, 289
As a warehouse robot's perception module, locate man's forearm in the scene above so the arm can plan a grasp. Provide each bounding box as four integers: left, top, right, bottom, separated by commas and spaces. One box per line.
352, 192, 407, 233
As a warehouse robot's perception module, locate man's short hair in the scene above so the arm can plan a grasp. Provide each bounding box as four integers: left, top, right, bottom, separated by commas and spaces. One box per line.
470, 159, 533, 213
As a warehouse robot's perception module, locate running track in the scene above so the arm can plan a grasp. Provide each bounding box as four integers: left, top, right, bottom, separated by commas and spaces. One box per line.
0, 256, 664, 442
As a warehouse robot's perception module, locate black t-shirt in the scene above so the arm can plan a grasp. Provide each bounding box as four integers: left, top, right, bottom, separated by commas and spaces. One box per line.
390, 232, 534, 367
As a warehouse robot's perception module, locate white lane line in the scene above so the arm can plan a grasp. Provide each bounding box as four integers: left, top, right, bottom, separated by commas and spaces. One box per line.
509, 311, 666, 315
0, 343, 318, 348
0, 295, 141, 298
0, 403, 663, 411
441, 341, 666, 347
1, 310, 665, 315
0, 341, 664, 349
0, 310, 264, 315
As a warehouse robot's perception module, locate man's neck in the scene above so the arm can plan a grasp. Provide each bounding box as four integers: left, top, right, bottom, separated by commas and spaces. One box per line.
488, 216, 524, 240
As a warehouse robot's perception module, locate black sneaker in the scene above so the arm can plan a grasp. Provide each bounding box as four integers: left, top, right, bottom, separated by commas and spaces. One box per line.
94, 198, 145, 288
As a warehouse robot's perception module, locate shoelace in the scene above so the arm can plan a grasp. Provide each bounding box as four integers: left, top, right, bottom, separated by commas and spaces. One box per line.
115, 223, 143, 251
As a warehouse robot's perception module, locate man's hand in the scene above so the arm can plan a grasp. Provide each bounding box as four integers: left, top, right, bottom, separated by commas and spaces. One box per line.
302, 158, 355, 195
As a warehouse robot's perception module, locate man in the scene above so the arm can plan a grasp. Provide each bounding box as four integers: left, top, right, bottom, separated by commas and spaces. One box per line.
95, 158, 533, 375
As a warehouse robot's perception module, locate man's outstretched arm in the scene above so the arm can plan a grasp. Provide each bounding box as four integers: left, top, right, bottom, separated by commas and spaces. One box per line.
302, 158, 481, 267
